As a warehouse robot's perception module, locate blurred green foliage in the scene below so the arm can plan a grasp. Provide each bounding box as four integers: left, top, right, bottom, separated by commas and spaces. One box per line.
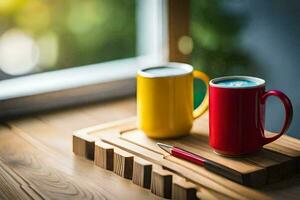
0, 0, 136, 72
190, 0, 255, 78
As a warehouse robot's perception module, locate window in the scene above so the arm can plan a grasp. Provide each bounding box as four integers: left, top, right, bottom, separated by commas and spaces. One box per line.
0, 0, 167, 118
0, 0, 137, 79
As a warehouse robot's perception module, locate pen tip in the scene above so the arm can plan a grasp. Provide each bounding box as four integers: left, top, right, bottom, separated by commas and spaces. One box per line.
157, 143, 173, 154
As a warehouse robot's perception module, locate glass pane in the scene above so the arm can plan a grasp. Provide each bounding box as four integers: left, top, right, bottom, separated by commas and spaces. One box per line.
0, 0, 136, 79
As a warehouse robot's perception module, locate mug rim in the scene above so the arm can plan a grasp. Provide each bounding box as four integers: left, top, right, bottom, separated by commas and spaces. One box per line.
137, 62, 193, 78
209, 76, 266, 89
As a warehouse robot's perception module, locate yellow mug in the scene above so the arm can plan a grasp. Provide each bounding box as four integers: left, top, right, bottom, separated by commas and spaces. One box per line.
137, 62, 209, 138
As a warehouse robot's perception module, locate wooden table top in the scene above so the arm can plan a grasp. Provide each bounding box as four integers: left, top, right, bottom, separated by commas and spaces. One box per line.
0, 97, 299, 200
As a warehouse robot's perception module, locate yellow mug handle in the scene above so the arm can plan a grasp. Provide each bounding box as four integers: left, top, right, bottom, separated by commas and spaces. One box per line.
193, 70, 209, 119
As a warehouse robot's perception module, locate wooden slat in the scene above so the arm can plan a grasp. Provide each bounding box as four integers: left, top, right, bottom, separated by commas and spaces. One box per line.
172, 175, 198, 200
132, 157, 152, 189
73, 135, 95, 160
94, 141, 114, 170
246, 149, 296, 183
266, 136, 300, 171
113, 148, 134, 179
150, 166, 173, 199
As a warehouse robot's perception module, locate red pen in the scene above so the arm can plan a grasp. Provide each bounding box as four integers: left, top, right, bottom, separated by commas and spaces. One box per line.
157, 143, 241, 183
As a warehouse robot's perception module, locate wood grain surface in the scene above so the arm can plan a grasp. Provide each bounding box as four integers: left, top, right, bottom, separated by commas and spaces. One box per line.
1, 98, 164, 200
1, 97, 299, 200
0, 159, 43, 200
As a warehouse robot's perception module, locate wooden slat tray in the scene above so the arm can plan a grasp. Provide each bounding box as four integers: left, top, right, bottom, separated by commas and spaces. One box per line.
72, 114, 300, 200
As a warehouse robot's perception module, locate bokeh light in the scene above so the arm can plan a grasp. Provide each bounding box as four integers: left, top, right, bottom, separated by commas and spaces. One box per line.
67, 1, 105, 35
15, 0, 51, 32
37, 32, 59, 69
0, 0, 26, 15
178, 35, 193, 55
0, 29, 39, 75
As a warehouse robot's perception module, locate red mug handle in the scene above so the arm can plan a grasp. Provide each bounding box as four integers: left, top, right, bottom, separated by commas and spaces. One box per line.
261, 90, 293, 145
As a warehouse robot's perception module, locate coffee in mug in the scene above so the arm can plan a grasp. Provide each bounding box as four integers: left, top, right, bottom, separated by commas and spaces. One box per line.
215, 79, 258, 87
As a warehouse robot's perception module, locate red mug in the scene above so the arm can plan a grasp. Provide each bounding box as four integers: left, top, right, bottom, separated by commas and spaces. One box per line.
209, 76, 293, 156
